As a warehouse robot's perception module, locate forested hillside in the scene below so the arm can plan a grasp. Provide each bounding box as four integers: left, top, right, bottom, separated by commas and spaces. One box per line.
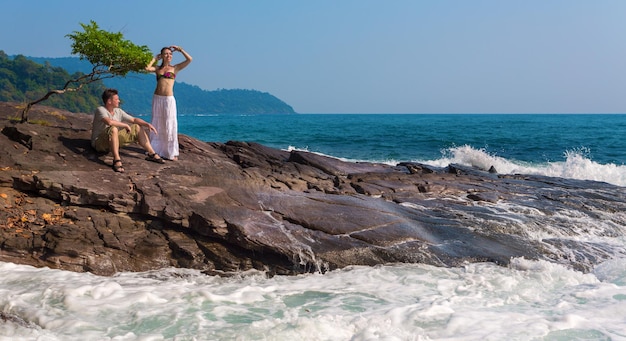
25, 55, 296, 115
0, 51, 103, 113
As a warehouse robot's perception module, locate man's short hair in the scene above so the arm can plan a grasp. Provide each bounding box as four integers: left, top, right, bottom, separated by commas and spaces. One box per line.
102, 88, 119, 104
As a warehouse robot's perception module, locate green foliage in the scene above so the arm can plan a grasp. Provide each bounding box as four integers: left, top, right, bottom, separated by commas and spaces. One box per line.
0, 51, 103, 113
18, 21, 153, 122
5, 54, 296, 115
23, 56, 297, 115
66, 20, 152, 77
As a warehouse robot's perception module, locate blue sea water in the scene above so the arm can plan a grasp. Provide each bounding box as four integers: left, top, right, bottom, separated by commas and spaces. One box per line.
170, 113, 626, 186
1, 113, 626, 340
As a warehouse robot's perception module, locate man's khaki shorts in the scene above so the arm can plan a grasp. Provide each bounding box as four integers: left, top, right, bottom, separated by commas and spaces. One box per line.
94, 124, 141, 152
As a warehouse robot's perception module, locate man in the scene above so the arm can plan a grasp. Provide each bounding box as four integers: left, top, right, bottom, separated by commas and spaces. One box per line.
91, 88, 165, 173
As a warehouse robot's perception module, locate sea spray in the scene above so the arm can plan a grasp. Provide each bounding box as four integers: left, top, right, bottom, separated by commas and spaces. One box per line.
3, 113, 625, 340
417, 145, 626, 187
1, 259, 625, 340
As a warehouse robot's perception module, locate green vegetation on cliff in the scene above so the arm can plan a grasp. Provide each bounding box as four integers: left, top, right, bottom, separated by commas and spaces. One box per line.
1, 51, 296, 115
24, 55, 296, 115
0, 51, 103, 113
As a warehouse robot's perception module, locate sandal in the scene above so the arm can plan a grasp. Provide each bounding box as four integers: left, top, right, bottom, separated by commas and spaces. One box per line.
146, 153, 165, 164
112, 159, 125, 173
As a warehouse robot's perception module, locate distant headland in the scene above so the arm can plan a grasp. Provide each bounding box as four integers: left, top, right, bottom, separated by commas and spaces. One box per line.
11, 54, 296, 115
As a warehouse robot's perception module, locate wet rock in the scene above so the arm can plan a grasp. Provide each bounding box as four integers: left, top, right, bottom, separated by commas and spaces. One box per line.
1, 102, 625, 276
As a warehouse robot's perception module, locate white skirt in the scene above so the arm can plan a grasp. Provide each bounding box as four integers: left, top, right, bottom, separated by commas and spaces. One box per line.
150, 95, 179, 159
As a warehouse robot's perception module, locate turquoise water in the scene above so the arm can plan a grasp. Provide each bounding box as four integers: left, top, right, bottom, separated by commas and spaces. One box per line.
1, 113, 625, 340
169, 113, 626, 164
138, 113, 626, 186
1, 259, 625, 340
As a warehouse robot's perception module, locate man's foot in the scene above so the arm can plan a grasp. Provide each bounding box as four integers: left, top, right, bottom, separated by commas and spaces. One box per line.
146, 153, 165, 164
112, 159, 125, 173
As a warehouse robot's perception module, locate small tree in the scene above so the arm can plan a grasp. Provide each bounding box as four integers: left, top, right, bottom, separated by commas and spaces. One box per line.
20, 20, 152, 122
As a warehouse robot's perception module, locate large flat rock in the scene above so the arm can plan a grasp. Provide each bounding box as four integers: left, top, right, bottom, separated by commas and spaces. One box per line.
1, 102, 625, 276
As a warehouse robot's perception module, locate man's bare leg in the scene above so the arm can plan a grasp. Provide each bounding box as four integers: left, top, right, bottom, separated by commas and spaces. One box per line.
137, 127, 158, 156
108, 127, 124, 172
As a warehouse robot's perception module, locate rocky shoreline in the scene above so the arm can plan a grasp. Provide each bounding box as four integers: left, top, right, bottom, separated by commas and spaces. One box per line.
1, 102, 624, 276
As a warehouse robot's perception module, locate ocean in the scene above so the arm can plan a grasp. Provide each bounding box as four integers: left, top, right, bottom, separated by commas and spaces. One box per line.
1, 113, 625, 340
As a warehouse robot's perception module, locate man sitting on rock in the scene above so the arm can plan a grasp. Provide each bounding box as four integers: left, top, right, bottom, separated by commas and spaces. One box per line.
91, 88, 165, 173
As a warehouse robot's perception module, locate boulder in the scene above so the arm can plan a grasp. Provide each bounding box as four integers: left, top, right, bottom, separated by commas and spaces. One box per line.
1, 102, 624, 276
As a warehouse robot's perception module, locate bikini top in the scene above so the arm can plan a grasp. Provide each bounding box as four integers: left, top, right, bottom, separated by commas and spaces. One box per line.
156, 71, 176, 80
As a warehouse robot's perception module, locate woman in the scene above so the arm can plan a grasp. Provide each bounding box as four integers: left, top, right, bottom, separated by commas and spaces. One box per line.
145, 45, 192, 160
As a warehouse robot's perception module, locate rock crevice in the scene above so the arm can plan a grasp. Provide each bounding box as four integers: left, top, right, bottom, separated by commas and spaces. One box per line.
1, 102, 625, 276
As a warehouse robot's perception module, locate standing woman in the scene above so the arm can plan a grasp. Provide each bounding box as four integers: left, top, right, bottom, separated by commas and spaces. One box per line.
145, 45, 192, 160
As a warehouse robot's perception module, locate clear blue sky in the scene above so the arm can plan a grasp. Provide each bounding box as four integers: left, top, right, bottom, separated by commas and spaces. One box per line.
2, 0, 626, 113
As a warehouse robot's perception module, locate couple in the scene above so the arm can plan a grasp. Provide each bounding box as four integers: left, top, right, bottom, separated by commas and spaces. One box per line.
90, 46, 192, 172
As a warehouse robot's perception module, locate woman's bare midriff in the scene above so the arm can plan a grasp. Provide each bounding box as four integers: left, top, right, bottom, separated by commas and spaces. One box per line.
154, 79, 175, 96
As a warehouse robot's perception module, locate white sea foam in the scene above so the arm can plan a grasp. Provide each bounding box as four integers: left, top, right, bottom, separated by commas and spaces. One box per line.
0, 259, 625, 340
287, 144, 626, 187
417, 145, 626, 187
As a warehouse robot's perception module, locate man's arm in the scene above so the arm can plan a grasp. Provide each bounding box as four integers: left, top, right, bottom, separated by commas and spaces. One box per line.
93, 107, 130, 133
102, 116, 133, 131
131, 117, 158, 134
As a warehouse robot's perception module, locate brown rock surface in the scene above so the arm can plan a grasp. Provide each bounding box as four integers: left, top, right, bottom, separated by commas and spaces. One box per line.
1, 102, 624, 276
